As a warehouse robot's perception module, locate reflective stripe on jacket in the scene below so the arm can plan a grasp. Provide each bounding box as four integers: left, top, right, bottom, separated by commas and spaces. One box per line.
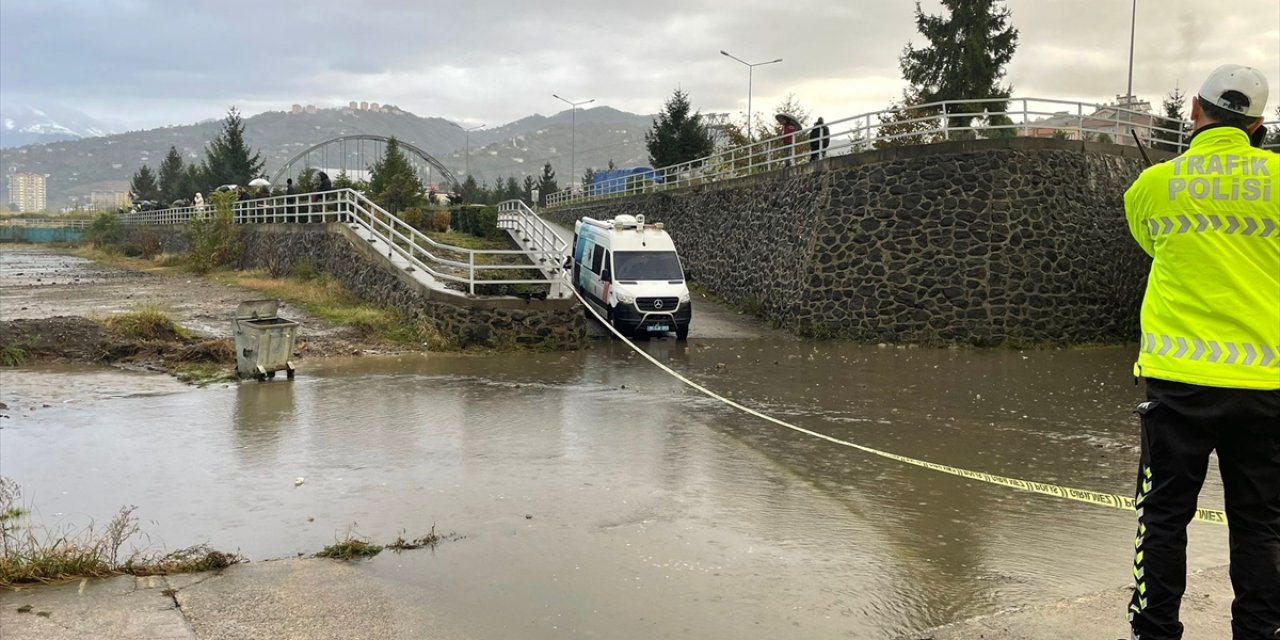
1124, 126, 1279, 390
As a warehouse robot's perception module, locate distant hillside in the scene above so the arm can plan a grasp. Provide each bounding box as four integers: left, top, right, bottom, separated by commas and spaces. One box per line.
0, 105, 656, 207
439, 106, 657, 189
0, 103, 115, 149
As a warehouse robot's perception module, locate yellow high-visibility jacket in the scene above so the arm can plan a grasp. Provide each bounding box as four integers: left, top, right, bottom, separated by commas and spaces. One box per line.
1124, 125, 1280, 390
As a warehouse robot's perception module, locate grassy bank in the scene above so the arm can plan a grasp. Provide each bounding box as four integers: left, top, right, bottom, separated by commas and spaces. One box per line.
0, 477, 460, 586
100, 303, 192, 341
74, 246, 184, 273
214, 267, 452, 350
1, 307, 237, 384
0, 478, 244, 587
98, 305, 237, 385
74, 246, 451, 351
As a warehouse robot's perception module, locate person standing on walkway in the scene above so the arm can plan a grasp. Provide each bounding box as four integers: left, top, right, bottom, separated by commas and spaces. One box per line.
313, 171, 332, 222
1123, 64, 1279, 640
780, 118, 800, 166
809, 117, 830, 162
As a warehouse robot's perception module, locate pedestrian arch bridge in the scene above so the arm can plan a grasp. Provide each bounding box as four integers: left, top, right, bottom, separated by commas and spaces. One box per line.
271, 135, 462, 191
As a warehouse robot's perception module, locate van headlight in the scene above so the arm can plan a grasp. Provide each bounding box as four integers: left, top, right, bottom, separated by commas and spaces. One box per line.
614, 290, 636, 304
678, 291, 690, 303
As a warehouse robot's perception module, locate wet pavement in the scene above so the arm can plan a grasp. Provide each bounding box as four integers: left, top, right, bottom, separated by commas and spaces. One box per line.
0, 338, 1231, 638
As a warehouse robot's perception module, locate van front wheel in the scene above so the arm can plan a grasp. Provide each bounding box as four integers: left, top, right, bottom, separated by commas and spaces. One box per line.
676, 325, 689, 341
607, 306, 623, 339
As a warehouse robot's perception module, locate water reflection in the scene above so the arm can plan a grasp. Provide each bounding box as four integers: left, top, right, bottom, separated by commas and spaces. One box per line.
233, 380, 296, 464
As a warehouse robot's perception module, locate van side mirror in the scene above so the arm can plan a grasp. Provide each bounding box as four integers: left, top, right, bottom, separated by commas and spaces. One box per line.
601, 269, 612, 283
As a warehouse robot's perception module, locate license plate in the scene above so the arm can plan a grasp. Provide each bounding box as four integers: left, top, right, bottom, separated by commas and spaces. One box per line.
648, 324, 670, 332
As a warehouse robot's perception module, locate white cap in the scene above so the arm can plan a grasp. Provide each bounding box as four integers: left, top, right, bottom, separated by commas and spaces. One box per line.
1198, 64, 1269, 117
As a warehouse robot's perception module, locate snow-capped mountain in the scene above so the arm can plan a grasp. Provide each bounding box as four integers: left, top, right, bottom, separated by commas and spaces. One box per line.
0, 103, 114, 148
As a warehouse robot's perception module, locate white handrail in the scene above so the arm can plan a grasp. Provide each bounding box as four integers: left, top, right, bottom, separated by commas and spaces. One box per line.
119, 189, 563, 296
496, 199, 570, 299
545, 96, 1280, 208
0, 218, 92, 229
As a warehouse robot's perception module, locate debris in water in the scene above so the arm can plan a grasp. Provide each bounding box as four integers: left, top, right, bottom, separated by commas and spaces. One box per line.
294, 477, 305, 487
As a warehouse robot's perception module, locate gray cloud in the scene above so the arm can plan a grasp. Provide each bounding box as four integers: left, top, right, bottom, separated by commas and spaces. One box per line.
2, 0, 1276, 129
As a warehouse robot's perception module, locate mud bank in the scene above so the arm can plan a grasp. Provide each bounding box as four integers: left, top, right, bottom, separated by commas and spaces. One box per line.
0, 245, 412, 375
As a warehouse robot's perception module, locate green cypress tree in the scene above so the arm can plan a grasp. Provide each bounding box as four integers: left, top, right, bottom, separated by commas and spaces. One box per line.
203, 107, 265, 187
506, 176, 521, 202
295, 167, 317, 193
645, 89, 716, 168
522, 175, 536, 203
491, 174, 507, 202
178, 164, 205, 200
367, 137, 424, 214
537, 162, 558, 206
1153, 88, 1190, 153
876, 88, 942, 149
332, 170, 357, 190
460, 175, 481, 204
900, 0, 1019, 130
129, 164, 160, 201
157, 146, 186, 203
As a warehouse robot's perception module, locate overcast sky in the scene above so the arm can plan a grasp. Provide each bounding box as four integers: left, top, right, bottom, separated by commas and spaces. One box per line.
2, 0, 1277, 131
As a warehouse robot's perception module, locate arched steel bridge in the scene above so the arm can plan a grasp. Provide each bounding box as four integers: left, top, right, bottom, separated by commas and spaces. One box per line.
270, 134, 460, 191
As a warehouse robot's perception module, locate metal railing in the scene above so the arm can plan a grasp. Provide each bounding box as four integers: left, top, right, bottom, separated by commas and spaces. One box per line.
0, 217, 92, 229
547, 96, 1280, 208
496, 199, 570, 298
122, 189, 569, 298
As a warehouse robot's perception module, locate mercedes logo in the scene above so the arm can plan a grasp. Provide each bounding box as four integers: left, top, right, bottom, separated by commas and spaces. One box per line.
653, 299, 664, 309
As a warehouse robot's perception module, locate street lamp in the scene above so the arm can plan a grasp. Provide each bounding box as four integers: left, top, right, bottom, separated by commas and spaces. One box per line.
552, 94, 595, 193
452, 122, 486, 178
1125, 0, 1137, 103
720, 50, 782, 141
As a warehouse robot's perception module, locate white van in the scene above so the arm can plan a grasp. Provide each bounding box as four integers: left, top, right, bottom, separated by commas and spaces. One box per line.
572, 215, 692, 340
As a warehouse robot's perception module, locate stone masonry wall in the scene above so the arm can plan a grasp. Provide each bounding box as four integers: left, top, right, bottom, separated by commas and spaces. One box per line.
121, 223, 585, 350
546, 138, 1159, 345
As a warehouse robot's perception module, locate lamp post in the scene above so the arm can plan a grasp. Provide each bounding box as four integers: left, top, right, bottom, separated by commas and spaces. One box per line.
552, 94, 594, 193
720, 50, 782, 141
1126, 0, 1137, 103
452, 122, 486, 178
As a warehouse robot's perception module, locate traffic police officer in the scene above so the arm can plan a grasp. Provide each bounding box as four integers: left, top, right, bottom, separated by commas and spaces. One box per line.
1123, 64, 1279, 640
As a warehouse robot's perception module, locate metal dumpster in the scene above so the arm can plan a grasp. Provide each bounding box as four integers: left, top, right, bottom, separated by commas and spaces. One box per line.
233, 300, 298, 381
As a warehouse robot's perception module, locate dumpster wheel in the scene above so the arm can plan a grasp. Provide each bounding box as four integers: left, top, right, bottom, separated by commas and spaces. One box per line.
286, 361, 296, 380
255, 365, 267, 382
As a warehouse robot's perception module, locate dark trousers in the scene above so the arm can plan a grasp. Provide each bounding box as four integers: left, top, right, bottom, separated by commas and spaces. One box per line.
1129, 378, 1280, 640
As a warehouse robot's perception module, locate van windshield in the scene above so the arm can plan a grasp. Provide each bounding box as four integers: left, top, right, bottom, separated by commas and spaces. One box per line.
613, 251, 683, 281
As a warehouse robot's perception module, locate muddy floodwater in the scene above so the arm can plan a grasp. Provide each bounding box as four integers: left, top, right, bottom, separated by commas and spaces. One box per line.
0, 340, 1229, 638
